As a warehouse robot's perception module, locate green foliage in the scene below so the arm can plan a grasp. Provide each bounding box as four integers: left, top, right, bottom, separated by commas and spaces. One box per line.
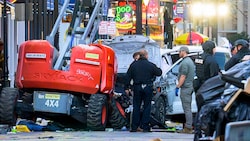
227, 32, 249, 44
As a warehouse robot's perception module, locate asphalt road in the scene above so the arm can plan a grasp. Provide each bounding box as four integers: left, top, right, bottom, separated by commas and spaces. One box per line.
0, 131, 194, 141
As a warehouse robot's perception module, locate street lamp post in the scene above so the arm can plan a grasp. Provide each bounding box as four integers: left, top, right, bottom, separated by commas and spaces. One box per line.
143, 0, 150, 36
190, 2, 228, 44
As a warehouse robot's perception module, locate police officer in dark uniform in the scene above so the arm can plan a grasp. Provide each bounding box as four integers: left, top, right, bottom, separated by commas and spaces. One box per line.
194, 40, 220, 92
224, 39, 250, 71
115, 52, 141, 96
194, 41, 221, 136
201, 41, 220, 81
125, 49, 162, 132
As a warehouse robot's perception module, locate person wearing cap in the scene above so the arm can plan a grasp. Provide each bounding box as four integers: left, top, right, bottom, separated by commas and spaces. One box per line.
200, 40, 220, 82
193, 41, 220, 104
224, 39, 250, 71
176, 46, 195, 134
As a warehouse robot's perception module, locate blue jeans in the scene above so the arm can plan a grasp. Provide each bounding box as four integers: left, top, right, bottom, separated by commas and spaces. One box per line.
131, 84, 153, 130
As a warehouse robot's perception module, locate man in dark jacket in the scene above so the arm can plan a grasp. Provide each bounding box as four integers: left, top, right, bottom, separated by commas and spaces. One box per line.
115, 51, 141, 95
224, 39, 250, 71
194, 40, 220, 113
195, 40, 220, 88
201, 41, 220, 81
125, 49, 162, 132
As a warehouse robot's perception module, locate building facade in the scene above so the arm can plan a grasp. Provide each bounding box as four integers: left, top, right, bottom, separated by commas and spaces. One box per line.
218, 0, 250, 38
174, 0, 250, 45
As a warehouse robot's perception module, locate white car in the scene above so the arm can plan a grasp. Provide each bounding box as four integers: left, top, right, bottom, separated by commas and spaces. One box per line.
101, 35, 231, 124
157, 45, 232, 116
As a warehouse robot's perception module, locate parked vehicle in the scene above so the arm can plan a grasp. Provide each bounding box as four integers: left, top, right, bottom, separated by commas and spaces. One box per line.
161, 45, 231, 70
158, 45, 232, 116
100, 35, 167, 127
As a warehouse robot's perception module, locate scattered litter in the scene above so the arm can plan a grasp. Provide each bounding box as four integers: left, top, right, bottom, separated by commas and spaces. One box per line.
0, 125, 11, 134
16, 125, 31, 132
105, 128, 114, 132
11, 126, 17, 133
166, 127, 176, 132
36, 118, 50, 126
151, 138, 162, 141
165, 121, 183, 131
18, 120, 44, 131
38, 136, 54, 139
121, 126, 128, 131
64, 128, 75, 132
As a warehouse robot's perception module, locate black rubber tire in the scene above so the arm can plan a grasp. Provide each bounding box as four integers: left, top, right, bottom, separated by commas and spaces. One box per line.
0, 87, 19, 125
18, 92, 35, 120
153, 96, 166, 126
109, 98, 128, 129
87, 94, 108, 131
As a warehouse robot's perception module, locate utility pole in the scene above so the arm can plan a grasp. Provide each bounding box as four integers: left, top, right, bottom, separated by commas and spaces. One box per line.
136, 0, 142, 34
212, 0, 218, 44
3, 0, 9, 87
164, 2, 174, 49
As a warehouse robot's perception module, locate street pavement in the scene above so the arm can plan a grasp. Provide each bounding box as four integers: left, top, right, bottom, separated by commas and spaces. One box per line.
0, 131, 194, 141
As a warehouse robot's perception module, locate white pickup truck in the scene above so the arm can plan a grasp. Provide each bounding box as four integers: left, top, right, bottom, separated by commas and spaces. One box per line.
159, 45, 231, 117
